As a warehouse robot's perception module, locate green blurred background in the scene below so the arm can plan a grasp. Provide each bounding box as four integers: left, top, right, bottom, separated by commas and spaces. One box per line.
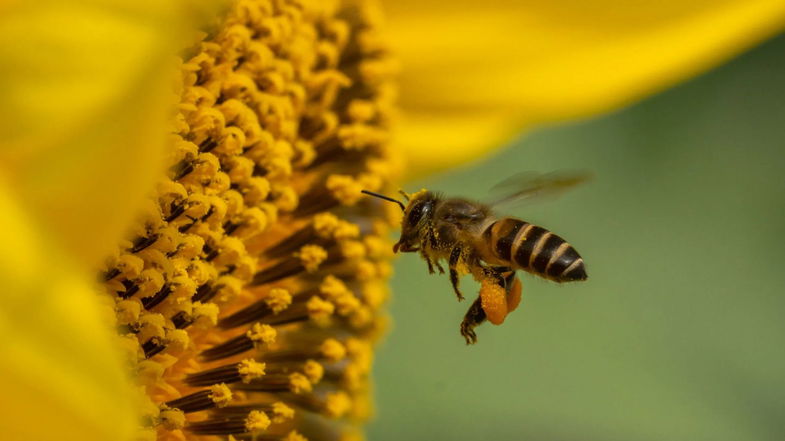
367, 32, 785, 441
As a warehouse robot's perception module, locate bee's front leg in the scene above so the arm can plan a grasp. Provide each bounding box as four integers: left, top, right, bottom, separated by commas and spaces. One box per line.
421, 251, 436, 274
460, 296, 486, 345
448, 245, 465, 301
420, 230, 445, 274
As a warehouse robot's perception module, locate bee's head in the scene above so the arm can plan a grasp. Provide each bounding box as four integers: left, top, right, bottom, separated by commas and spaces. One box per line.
359, 189, 437, 253
394, 190, 437, 253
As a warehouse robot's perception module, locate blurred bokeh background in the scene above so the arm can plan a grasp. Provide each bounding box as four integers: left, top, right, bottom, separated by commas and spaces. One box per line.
368, 31, 785, 441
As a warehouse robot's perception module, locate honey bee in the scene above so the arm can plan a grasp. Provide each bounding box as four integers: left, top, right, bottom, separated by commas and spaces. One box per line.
362, 172, 589, 344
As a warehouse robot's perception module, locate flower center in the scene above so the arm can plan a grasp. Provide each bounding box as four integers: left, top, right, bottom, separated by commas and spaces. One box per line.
102, 1, 399, 440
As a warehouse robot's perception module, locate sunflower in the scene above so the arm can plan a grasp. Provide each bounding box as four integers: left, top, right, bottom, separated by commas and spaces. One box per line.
0, 1, 783, 441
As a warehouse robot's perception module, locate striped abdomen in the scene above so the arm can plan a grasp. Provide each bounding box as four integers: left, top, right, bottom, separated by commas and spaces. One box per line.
484, 218, 587, 282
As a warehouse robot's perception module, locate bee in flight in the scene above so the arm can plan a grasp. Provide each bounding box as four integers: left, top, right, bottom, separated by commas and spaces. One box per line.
362, 172, 589, 344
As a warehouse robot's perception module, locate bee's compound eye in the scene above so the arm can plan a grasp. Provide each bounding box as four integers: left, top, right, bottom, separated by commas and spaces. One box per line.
407, 200, 430, 226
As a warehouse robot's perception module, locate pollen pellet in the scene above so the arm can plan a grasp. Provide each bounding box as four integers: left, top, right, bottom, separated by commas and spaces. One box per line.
479, 278, 509, 325
102, 0, 397, 439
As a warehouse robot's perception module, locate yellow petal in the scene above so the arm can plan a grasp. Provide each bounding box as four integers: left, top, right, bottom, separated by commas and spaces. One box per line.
384, 0, 785, 176
0, 0, 224, 267
0, 2, 225, 440
0, 181, 139, 441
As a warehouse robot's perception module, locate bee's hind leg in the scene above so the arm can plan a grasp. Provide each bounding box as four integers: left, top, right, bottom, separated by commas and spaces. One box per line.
499, 268, 523, 313
494, 266, 515, 291
460, 296, 486, 345
448, 246, 465, 301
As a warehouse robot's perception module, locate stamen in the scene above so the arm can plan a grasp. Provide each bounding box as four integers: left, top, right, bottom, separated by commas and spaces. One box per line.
220, 288, 298, 329
102, 1, 398, 439
185, 359, 266, 387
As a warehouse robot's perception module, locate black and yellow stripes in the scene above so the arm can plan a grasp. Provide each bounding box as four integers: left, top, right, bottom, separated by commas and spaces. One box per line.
487, 218, 586, 282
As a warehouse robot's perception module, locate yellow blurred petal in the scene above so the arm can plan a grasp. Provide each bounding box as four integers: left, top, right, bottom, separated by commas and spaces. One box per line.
385, 0, 785, 176
0, 181, 139, 441
0, 2, 226, 440
0, 0, 224, 267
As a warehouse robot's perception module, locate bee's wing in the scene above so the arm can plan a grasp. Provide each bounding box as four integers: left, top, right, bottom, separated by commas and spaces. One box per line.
487, 170, 593, 208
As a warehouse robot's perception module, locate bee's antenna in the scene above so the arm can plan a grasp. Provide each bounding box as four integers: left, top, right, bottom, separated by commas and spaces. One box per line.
361, 190, 406, 212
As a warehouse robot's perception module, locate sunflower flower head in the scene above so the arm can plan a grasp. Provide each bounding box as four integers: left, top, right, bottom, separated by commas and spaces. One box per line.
101, 1, 398, 439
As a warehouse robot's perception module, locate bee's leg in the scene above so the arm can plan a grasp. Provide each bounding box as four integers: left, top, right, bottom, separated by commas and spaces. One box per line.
481, 266, 507, 288
496, 267, 522, 312
448, 246, 465, 301
421, 251, 436, 274
460, 296, 486, 345
491, 266, 514, 291
420, 251, 443, 274
420, 230, 444, 274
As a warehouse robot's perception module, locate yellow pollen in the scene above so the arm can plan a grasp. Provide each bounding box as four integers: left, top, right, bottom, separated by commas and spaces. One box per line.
284, 431, 308, 441
303, 359, 324, 384
320, 275, 349, 298
245, 410, 271, 432
238, 359, 266, 383
347, 100, 375, 122
214, 276, 244, 302
325, 392, 352, 418
112, 253, 144, 279
375, 261, 393, 279
307, 296, 335, 324
288, 372, 312, 394
159, 408, 186, 431
363, 236, 391, 259
191, 302, 219, 328
137, 313, 166, 342
361, 283, 388, 309
136, 360, 164, 387
409, 189, 429, 201
264, 287, 292, 314
136, 269, 165, 298
340, 240, 366, 259
271, 401, 295, 423
320, 338, 347, 362
313, 212, 340, 238
333, 220, 360, 240
297, 244, 328, 272
165, 328, 190, 353
355, 260, 377, 281
334, 293, 361, 316
326, 174, 366, 205
102, 0, 399, 438
209, 383, 233, 407
342, 363, 364, 391
115, 299, 141, 326
349, 306, 373, 329
247, 322, 277, 346
169, 274, 197, 301
345, 338, 373, 360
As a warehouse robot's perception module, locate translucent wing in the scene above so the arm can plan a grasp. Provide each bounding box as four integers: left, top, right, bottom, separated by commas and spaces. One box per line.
488, 170, 593, 208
